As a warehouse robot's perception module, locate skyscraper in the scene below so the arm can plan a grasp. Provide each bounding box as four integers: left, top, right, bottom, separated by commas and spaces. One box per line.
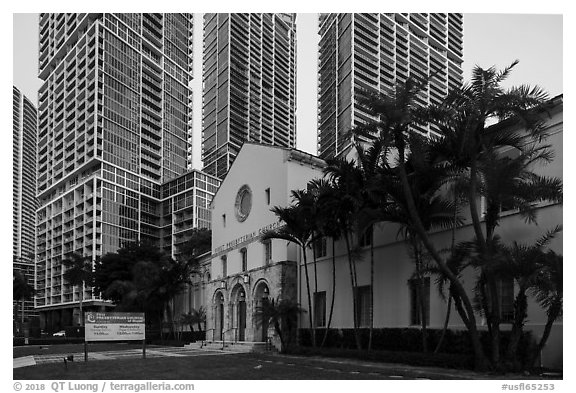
35, 13, 197, 328
317, 13, 464, 159
13, 86, 38, 322
201, 13, 297, 179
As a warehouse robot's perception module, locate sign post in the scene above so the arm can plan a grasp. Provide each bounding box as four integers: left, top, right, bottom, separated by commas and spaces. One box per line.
84, 312, 146, 361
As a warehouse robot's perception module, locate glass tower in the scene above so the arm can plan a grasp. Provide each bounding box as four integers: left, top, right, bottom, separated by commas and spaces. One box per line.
201, 13, 297, 179
317, 13, 464, 159
13, 86, 39, 322
35, 13, 202, 327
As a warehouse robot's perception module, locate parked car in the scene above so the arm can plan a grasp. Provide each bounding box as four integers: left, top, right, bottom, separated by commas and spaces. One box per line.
52, 330, 66, 337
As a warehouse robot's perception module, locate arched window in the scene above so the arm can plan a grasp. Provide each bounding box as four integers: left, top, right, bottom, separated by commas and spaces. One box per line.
240, 247, 247, 272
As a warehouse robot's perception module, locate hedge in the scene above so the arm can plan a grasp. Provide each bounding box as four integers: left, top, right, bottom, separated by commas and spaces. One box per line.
285, 345, 475, 369
298, 328, 535, 369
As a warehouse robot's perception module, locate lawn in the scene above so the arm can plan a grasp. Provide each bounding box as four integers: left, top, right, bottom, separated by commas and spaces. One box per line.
14, 352, 394, 380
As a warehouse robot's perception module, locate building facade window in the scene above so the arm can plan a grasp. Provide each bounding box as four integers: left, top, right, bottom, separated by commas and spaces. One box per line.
354, 285, 371, 328
240, 247, 247, 272
314, 291, 327, 327
409, 277, 430, 326
221, 255, 227, 278
265, 188, 271, 205
359, 225, 373, 247
314, 236, 327, 258
264, 240, 272, 265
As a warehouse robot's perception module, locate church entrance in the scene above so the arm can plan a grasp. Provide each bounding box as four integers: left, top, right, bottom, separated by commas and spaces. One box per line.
214, 291, 224, 341
254, 282, 270, 342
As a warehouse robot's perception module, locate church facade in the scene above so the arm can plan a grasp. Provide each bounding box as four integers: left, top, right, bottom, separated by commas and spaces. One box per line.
182, 96, 562, 368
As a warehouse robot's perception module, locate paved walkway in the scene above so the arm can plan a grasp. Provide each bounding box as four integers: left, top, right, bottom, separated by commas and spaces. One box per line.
13, 346, 242, 369
260, 353, 559, 380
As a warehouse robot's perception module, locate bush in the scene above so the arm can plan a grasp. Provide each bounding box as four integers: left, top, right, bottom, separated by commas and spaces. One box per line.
298, 328, 535, 369
284, 346, 474, 369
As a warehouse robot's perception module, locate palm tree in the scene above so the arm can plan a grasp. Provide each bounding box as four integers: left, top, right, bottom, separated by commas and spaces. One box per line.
192, 306, 207, 332
182, 306, 207, 335
469, 138, 560, 367
499, 226, 562, 366
425, 62, 552, 367
291, 188, 323, 345
254, 298, 304, 352
309, 178, 342, 348
13, 270, 34, 332
352, 62, 555, 369
63, 253, 94, 326
529, 250, 562, 368
367, 134, 458, 353
352, 138, 389, 350
323, 157, 367, 350
263, 196, 317, 347
351, 76, 490, 369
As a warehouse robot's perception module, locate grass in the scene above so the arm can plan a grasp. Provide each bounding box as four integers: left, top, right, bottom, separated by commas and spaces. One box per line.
14, 353, 393, 380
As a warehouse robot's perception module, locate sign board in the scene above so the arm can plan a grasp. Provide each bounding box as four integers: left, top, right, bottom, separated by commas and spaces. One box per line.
85, 312, 145, 342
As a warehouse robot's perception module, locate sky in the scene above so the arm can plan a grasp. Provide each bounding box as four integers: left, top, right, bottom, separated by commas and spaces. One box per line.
12, 13, 563, 169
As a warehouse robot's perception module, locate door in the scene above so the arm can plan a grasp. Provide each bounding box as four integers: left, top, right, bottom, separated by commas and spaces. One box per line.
215, 303, 223, 340
261, 298, 269, 341
238, 301, 246, 341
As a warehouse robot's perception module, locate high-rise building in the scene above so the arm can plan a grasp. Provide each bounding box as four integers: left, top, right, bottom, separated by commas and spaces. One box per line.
35, 13, 200, 329
159, 169, 221, 260
317, 13, 464, 159
13, 86, 39, 322
201, 13, 297, 179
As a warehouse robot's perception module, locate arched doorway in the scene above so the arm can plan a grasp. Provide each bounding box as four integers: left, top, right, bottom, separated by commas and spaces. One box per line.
231, 284, 247, 342
254, 281, 270, 342
214, 291, 224, 341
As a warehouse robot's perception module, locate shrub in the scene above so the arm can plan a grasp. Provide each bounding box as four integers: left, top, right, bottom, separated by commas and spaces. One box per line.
298, 328, 535, 369
284, 346, 474, 369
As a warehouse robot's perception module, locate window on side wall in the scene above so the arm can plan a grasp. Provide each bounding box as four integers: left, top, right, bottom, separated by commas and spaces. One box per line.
359, 225, 373, 248
354, 285, 371, 328
498, 277, 515, 323
221, 255, 227, 278
409, 277, 430, 326
481, 147, 522, 216
263, 240, 272, 265
314, 291, 326, 327
265, 188, 271, 205
314, 236, 327, 258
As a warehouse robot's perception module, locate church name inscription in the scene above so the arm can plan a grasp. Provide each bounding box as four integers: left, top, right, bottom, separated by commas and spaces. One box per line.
213, 221, 283, 255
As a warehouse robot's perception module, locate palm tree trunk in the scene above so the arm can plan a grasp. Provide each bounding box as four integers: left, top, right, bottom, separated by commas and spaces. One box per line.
344, 231, 361, 350
322, 238, 337, 348
301, 246, 316, 347
312, 243, 319, 345
368, 237, 374, 351
530, 302, 561, 368
468, 159, 486, 250
434, 188, 456, 355
506, 287, 528, 364
396, 145, 488, 370
434, 295, 452, 354
416, 251, 428, 353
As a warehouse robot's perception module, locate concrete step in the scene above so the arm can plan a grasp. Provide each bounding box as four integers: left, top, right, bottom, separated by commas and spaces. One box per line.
184, 341, 276, 353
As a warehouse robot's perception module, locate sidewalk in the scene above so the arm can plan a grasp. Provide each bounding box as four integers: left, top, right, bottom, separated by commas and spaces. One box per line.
266, 353, 561, 380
